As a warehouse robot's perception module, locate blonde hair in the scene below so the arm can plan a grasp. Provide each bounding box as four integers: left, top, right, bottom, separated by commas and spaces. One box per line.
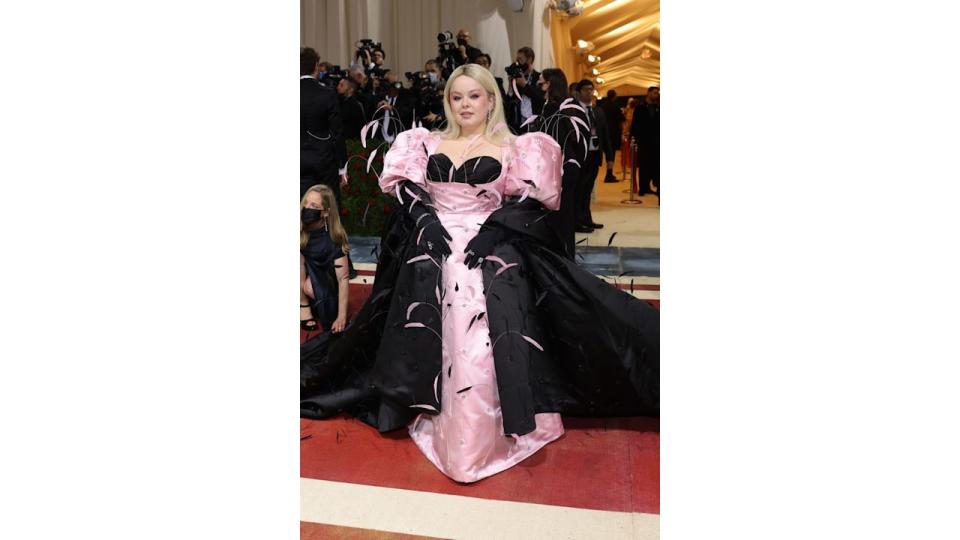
438, 64, 511, 145
300, 184, 350, 254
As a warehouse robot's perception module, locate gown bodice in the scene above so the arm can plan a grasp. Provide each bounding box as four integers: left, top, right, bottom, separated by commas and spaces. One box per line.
423, 153, 505, 214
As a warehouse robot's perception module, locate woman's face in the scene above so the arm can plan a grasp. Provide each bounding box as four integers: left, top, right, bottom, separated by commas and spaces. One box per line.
305, 192, 328, 219
449, 75, 492, 131
538, 75, 548, 94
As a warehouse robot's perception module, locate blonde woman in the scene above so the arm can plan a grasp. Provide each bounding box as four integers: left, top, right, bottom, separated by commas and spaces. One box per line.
302, 64, 659, 484
300, 184, 350, 333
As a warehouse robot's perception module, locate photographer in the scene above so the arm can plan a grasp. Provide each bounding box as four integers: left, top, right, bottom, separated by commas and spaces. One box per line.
455, 29, 483, 64
505, 46, 545, 130
355, 39, 384, 73
405, 61, 445, 130
348, 64, 378, 119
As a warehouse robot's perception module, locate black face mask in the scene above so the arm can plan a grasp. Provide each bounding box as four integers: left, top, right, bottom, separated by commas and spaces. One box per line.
301, 208, 324, 224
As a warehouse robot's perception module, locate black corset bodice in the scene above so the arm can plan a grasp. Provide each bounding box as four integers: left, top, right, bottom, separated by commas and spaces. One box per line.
425, 153, 503, 185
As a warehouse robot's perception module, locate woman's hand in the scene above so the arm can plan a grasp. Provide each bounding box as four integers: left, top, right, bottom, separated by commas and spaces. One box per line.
331, 315, 347, 333
463, 225, 507, 269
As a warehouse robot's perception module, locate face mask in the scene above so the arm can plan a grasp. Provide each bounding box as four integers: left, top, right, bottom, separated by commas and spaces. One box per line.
427, 72, 438, 84
301, 208, 324, 224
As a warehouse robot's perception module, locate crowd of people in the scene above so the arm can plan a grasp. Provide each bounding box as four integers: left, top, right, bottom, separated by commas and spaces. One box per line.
299, 32, 659, 334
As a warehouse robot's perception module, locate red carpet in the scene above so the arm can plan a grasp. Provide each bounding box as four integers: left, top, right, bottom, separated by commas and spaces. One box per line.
301, 278, 660, 536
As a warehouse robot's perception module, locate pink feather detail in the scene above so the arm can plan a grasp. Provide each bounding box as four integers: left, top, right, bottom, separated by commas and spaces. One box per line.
366, 148, 379, 173
484, 255, 507, 267
520, 114, 539, 128
406, 254, 433, 264
566, 158, 581, 168
521, 334, 544, 351
433, 373, 440, 403
416, 227, 425, 245
406, 302, 424, 320
495, 263, 519, 276
404, 322, 427, 329
360, 121, 372, 148
410, 404, 438, 412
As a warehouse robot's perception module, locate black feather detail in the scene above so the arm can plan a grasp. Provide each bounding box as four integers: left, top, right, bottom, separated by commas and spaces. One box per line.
456, 386, 473, 394
467, 313, 478, 331
535, 290, 548, 306
607, 232, 618, 246
618, 271, 633, 278
576, 238, 587, 245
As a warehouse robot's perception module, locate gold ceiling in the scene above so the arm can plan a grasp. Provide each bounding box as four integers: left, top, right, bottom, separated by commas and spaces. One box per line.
550, 0, 660, 96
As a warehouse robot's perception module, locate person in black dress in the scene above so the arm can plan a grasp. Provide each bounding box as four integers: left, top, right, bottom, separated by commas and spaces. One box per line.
300, 184, 351, 333
532, 68, 588, 259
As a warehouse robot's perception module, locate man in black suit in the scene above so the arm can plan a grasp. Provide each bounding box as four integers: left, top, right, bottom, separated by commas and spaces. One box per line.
506, 47, 545, 129
599, 89, 626, 183
573, 79, 613, 232
301, 47, 346, 202
630, 86, 660, 199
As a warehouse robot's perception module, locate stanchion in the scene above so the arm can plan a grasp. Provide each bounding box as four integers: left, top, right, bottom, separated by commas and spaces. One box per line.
620, 138, 642, 205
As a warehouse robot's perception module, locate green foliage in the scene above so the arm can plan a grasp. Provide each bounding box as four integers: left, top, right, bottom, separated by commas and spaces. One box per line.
338, 138, 397, 236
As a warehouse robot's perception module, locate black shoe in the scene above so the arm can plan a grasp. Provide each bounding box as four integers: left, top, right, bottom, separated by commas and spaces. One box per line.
603, 173, 619, 183
575, 224, 594, 233
589, 222, 604, 229
300, 304, 318, 332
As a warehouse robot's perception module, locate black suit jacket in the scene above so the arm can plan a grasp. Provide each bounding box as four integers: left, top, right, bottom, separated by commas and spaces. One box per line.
630, 102, 660, 147
584, 103, 614, 161
301, 77, 346, 173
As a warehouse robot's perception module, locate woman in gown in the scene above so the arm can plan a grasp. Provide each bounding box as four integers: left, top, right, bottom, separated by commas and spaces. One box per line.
300, 184, 350, 333
301, 65, 659, 483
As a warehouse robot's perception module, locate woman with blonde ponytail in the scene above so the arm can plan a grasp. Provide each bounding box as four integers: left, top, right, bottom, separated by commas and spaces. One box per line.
300, 184, 350, 333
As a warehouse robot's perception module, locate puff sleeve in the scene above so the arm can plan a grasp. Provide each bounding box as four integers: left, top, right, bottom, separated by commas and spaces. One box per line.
379, 127, 432, 197
504, 132, 563, 211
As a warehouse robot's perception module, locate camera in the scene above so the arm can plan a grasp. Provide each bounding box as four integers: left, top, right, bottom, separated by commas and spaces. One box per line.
368, 65, 390, 81
437, 31, 456, 49
320, 65, 348, 88
504, 62, 528, 79
355, 38, 383, 63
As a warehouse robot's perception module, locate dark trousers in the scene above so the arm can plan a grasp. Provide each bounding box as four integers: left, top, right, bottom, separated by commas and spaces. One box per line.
550, 163, 580, 260
300, 149, 341, 205
576, 151, 602, 226
635, 144, 659, 196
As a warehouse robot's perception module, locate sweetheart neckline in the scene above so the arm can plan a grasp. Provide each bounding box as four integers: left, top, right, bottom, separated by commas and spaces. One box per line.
429, 152, 502, 171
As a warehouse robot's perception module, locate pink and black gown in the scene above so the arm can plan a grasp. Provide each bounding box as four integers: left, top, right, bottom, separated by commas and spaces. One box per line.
301, 128, 659, 483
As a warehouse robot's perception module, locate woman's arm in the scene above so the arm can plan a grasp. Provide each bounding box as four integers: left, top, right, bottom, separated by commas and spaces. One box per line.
331, 255, 350, 332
